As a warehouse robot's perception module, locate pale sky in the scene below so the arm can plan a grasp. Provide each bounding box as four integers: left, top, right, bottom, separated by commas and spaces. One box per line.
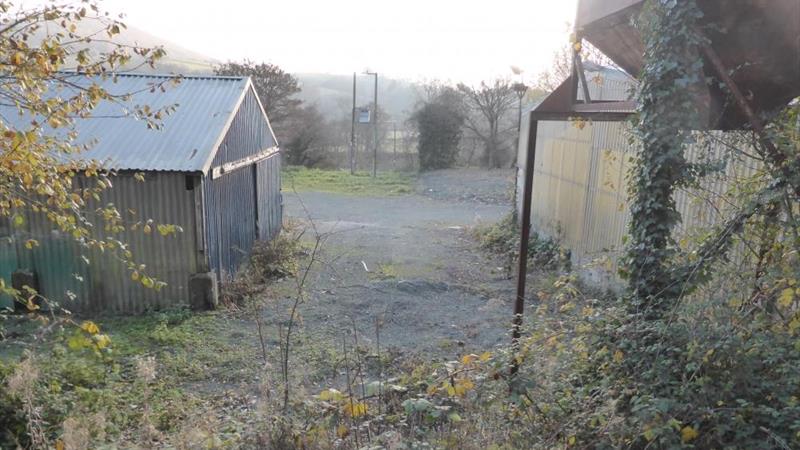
85, 0, 578, 84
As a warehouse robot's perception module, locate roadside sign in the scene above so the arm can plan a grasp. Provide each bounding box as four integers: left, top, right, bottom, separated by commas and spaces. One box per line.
358, 107, 371, 123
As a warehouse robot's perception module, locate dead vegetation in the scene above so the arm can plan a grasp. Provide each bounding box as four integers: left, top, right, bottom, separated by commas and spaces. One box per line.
218, 221, 304, 308
472, 213, 570, 273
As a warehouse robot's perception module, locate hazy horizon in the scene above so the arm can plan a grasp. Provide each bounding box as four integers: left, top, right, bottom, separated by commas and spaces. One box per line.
92, 0, 579, 84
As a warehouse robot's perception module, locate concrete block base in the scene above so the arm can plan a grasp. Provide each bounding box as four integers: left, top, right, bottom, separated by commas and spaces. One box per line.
189, 272, 218, 310
12, 270, 39, 312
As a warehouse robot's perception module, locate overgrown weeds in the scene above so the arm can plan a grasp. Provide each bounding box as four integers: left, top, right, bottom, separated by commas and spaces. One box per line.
219, 222, 304, 307
473, 213, 569, 272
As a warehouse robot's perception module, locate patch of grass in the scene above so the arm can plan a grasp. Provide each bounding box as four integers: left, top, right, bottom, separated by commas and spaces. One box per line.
282, 166, 415, 196
0, 309, 262, 447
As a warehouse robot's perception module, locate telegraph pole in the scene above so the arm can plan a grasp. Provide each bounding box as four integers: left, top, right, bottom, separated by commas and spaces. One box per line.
393, 121, 397, 169
365, 71, 378, 177
350, 72, 357, 174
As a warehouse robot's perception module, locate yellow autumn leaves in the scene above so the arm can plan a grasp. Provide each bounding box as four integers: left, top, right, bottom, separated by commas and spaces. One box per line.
778, 286, 798, 308
318, 389, 368, 418
80, 320, 100, 335
343, 401, 368, 418
69, 320, 112, 353
681, 425, 699, 442
431, 378, 474, 398
775, 281, 800, 335
642, 423, 699, 444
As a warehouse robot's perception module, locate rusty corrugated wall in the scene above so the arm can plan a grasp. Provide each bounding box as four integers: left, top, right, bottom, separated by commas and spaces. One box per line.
15, 172, 198, 313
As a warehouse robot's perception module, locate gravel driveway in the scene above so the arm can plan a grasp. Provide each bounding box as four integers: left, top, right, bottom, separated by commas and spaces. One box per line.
275, 169, 517, 360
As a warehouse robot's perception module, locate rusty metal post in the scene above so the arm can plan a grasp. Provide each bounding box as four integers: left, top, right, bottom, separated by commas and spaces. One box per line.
574, 52, 592, 104
510, 116, 538, 378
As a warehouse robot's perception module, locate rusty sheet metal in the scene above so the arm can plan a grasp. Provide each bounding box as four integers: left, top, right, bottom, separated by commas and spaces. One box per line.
15, 172, 198, 314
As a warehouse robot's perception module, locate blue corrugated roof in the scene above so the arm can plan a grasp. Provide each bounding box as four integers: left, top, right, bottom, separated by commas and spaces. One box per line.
0, 73, 261, 173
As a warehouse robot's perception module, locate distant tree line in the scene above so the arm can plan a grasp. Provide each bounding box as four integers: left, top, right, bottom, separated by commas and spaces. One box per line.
215, 61, 336, 167
218, 40, 614, 172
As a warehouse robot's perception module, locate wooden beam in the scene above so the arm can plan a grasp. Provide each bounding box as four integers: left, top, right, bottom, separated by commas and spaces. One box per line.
211, 146, 279, 180
574, 50, 592, 104
699, 39, 800, 198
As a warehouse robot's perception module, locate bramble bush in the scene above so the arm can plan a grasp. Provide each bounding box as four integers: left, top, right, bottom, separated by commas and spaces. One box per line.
473, 213, 569, 272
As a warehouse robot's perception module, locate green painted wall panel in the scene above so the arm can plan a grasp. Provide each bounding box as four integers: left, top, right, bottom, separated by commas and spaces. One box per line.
0, 239, 16, 310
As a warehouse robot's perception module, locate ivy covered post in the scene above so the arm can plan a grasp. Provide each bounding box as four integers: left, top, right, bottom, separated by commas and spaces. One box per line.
623, 0, 707, 316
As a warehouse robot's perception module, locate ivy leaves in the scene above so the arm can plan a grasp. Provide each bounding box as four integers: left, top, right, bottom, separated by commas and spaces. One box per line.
625, 0, 709, 310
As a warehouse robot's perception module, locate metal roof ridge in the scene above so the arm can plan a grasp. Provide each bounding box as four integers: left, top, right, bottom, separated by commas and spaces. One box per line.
57, 70, 247, 82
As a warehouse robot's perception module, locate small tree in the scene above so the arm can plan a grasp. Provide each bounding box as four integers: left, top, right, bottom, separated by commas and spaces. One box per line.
282, 104, 333, 167
0, 0, 174, 313
411, 87, 464, 171
458, 79, 517, 169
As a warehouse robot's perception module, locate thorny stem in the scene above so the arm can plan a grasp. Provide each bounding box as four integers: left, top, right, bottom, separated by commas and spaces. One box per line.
342, 334, 360, 448
375, 317, 384, 416
252, 296, 268, 364
281, 189, 327, 411
350, 318, 371, 444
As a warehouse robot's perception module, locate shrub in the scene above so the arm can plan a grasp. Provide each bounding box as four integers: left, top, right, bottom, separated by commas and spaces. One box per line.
473, 213, 569, 271
219, 225, 302, 307
412, 97, 465, 171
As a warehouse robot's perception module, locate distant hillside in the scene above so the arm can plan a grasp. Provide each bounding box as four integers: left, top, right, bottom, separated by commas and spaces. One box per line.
110, 24, 218, 74
27, 18, 218, 74
32, 20, 422, 120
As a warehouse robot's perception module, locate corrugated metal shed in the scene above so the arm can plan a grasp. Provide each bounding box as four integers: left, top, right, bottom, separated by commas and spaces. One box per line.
204, 88, 281, 277
576, 62, 636, 103
0, 73, 283, 313
3, 73, 252, 172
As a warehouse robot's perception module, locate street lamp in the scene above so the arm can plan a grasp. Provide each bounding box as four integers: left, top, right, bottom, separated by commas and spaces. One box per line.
364, 70, 378, 177
350, 73, 357, 174
511, 70, 528, 225
512, 81, 528, 140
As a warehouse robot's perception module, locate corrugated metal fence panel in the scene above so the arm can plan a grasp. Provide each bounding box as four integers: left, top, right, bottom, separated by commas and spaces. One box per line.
204, 87, 280, 279
17, 173, 198, 314
531, 121, 594, 247
257, 153, 283, 240
580, 122, 635, 286
577, 68, 637, 102
527, 119, 764, 290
